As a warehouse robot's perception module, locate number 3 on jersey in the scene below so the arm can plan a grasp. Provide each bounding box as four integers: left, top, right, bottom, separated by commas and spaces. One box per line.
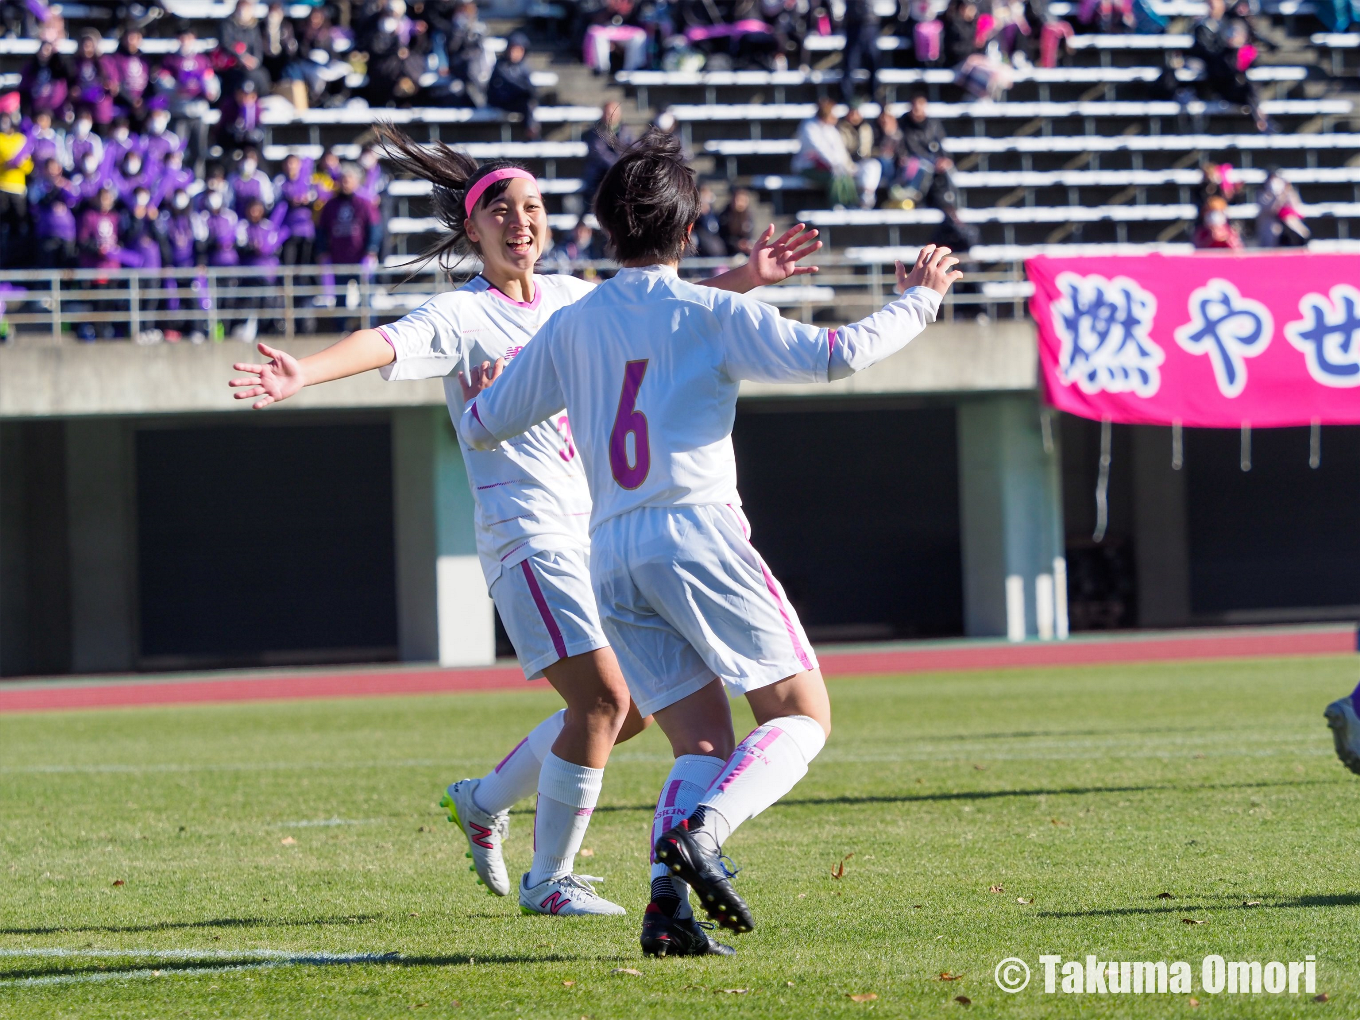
609, 359, 650, 489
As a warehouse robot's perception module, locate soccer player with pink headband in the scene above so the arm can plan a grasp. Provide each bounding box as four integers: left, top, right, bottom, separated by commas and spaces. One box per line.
228, 125, 821, 936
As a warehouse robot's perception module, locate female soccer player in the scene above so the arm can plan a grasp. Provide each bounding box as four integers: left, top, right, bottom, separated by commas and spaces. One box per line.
457, 130, 961, 954
228, 126, 821, 923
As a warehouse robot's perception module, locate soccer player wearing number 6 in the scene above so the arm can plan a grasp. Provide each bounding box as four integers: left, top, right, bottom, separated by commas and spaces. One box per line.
227, 126, 822, 927
458, 130, 962, 953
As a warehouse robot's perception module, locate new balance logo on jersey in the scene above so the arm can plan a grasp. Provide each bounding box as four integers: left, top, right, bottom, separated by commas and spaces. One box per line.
468, 822, 495, 849
540, 891, 571, 915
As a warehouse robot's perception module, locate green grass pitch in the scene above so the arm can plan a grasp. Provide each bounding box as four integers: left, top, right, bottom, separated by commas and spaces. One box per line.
2, 655, 1358, 1018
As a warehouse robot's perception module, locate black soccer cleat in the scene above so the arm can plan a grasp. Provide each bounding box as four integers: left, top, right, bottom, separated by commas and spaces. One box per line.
653, 822, 755, 935
640, 902, 737, 957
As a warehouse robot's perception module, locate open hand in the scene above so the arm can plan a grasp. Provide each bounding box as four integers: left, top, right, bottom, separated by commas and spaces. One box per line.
746, 222, 822, 286
897, 244, 963, 297
229, 342, 305, 409
459, 357, 505, 403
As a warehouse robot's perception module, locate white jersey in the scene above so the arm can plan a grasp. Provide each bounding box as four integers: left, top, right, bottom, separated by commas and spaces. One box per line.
461, 265, 943, 531
378, 272, 597, 584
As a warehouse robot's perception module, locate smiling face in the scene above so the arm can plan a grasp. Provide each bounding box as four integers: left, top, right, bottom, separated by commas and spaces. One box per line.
464, 176, 549, 280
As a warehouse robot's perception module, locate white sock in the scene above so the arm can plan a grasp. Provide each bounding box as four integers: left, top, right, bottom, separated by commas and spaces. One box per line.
649, 754, 725, 918
693, 715, 827, 849
472, 710, 565, 815
527, 751, 603, 886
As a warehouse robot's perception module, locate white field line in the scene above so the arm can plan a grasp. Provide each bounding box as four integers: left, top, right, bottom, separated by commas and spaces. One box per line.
0, 949, 400, 988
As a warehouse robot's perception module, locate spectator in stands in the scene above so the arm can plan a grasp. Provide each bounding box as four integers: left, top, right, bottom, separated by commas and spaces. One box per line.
19, 39, 71, 120
71, 28, 118, 125
194, 161, 229, 213
840, 0, 880, 104
218, 79, 265, 153
143, 106, 182, 168
106, 116, 137, 171
116, 148, 152, 208
839, 101, 877, 176
899, 91, 976, 249
1256, 168, 1310, 247
112, 26, 154, 129
239, 196, 287, 322
220, 0, 270, 96
316, 163, 382, 268
69, 111, 102, 174
488, 31, 540, 138
583, 0, 648, 74
152, 148, 193, 209
161, 25, 219, 117
230, 147, 275, 211
719, 187, 755, 256
1190, 0, 1267, 132
157, 188, 204, 341
691, 185, 728, 257
261, 1, 301, 84
120, 185, 162, 274
944, 0, 1011, 100
793, 96, 879, 209
0, 110, 32, 267
363, 1, 432, 106
581, 101, 633, 204
76, 183, 125, 340
26, 110, 63, 172
1192, 195, 1242, 248
30, 157, 77, 269
445, 0, 494, 106
550, 217, 604, 263
274, 153, 318, 268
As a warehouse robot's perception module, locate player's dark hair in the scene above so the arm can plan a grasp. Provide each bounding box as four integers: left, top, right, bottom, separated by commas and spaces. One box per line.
593, 129, 700, 267
375, 123, 531, 269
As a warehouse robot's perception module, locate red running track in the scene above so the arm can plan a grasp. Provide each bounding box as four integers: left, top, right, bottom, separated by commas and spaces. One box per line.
1, 624, 1354, 713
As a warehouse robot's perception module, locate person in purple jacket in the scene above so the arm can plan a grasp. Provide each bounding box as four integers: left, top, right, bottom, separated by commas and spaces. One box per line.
103, 117, 138, 173
73, 150, 115, 211
25, 110, 64, 169
68, 112, 103, 173
19, 39, 70, 120
272, 153, 316, 265
29, 156, 77, 267
70, 29, 118, 125
229, 146, 274, 211
238, 196, 288, 328
315, 164, 382, 328
111, 26, 154, 127
76, 184, 124, 339
194, 161, 229, 213
150, 148, 193, 210
142, 106, 182, 169
116, 148, 153, 208
119, 185, 161, 268
203, 188, 243, 335
157, 188, 208, 341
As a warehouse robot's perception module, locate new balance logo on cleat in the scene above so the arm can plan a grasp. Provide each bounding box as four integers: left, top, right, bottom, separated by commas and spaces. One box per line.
518, 873, 626, 917
444, 778, 512, 896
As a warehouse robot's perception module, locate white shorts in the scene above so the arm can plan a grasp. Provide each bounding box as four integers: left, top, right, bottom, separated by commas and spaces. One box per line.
491, 547, 610, 680
590, 504, 818, 717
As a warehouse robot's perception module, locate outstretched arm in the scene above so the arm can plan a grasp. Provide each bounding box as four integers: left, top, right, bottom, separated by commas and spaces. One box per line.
828, 244, 962, 380
228, 330, 394, 409
704, 223, 822, 294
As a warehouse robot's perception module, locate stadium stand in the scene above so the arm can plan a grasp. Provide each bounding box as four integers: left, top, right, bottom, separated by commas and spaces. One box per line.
0, 0, 1357, 339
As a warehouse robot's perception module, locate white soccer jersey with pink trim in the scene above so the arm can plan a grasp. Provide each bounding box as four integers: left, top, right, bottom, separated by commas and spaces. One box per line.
378, 272, 597, 584
460, 265, 943, 531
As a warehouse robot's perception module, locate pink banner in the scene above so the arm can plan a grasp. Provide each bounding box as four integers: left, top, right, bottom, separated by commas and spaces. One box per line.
1026, 252, 1360, 428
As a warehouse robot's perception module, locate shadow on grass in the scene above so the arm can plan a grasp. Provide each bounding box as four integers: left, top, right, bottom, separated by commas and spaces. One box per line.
1037, 893, 1360, 919
523, 778, 1337, 818
0, 914, 384, 937
1, 953, 586, 983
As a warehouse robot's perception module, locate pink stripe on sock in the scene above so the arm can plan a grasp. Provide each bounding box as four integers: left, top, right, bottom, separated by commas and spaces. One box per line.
714, 727, 785, 793
758, 562, 813, 671
651, 779, 684, 861
521, 560, 568, 661
494, 736, 528, 773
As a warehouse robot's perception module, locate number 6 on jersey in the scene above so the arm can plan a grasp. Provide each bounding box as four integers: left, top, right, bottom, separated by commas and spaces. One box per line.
609, 359, 650, 489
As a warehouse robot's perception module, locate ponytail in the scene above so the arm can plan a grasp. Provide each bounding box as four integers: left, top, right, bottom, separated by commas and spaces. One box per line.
375, 123, 532, 271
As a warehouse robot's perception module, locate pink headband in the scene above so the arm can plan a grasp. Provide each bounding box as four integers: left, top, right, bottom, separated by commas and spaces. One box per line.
465, 167, 537, 216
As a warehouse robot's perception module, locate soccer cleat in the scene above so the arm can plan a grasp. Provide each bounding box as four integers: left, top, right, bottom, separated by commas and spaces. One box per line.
640, 902, 736, 957
441, 779, 510, 896
518, 873, 626, 916
1325, 696, 1360, 776
654, 822, 754, 935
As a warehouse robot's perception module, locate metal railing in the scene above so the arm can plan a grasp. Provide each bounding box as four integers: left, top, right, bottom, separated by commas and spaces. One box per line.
0, 256, 1032, 345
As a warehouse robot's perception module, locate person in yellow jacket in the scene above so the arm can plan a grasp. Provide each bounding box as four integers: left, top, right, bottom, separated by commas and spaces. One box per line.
0, 111, 34, 267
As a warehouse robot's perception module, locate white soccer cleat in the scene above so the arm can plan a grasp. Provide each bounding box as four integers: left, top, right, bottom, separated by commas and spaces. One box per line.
1325, 696, 1360, 776
441, 779, 511, 896
519, 873, 627, 917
